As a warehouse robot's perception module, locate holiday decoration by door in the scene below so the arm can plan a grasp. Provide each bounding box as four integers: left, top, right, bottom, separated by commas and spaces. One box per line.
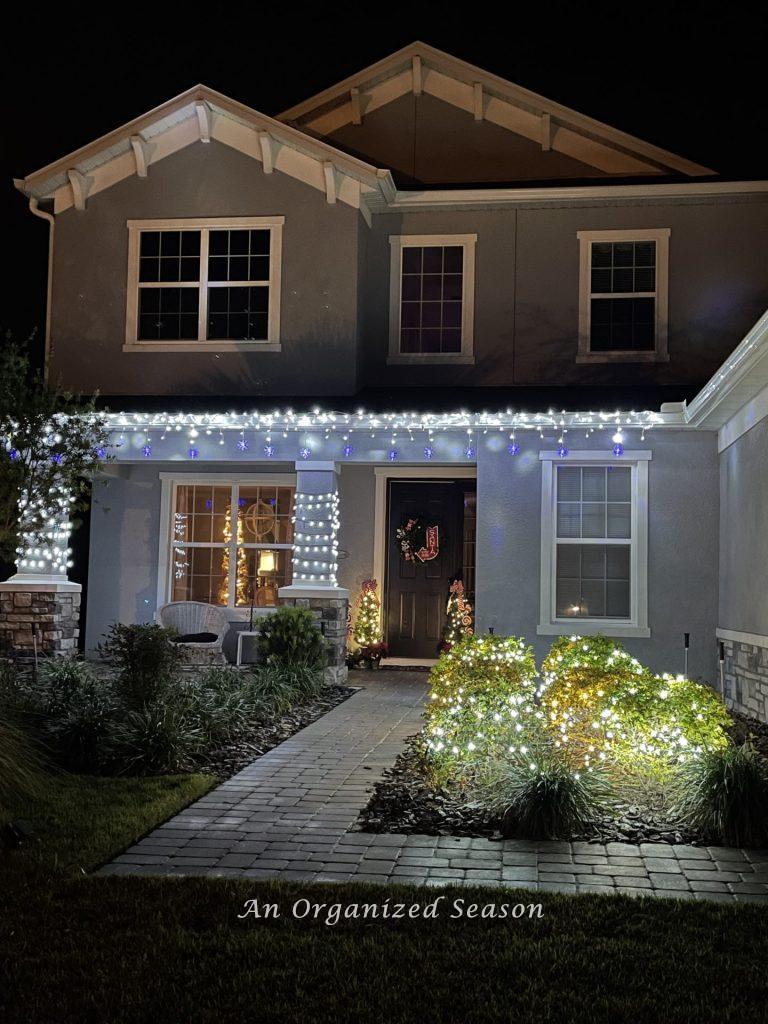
395, 515, 440, 563
441, 578, 474, 651
352, 579, 388, 666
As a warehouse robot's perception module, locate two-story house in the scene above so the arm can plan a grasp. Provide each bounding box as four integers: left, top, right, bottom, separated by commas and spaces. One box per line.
5, 43, 768, 718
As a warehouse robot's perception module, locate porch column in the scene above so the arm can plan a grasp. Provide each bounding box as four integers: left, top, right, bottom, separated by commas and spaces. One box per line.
0, 480, 81, 659
278, 462, 349, 684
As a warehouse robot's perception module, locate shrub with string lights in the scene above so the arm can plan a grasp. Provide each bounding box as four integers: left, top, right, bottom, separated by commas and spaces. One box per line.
424, 635, 544, 784
539, 636, 730, 776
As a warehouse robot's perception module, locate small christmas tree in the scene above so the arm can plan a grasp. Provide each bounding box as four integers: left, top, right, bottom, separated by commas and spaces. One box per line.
442, 578, 474, 651
354, 579, 383, 648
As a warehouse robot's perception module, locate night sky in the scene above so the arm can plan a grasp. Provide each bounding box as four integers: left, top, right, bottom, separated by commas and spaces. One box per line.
3, 3, 767, 353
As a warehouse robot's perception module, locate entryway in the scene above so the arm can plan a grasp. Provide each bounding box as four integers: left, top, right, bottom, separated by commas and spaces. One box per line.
384, 477, 476, 661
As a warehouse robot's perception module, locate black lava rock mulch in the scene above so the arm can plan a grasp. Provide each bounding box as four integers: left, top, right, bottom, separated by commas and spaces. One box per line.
200, 686, 356, 780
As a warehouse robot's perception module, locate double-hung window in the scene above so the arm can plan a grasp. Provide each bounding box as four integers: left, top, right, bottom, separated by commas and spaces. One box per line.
388, 234, 476, 363
161, 478, 294, 609
577, 229, 669, 362
126, 217, 283, 351
538, 452, 650, 637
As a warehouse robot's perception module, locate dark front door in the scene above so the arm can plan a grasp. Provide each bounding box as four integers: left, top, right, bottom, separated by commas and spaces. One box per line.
385, 480, 466, 660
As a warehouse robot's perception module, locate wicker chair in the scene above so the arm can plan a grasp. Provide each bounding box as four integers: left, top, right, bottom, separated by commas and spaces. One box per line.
158, 602, 229, 662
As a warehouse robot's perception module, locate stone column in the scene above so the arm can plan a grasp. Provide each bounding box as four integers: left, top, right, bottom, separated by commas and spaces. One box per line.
0, 482, 80, 659
279, 462, 349, 685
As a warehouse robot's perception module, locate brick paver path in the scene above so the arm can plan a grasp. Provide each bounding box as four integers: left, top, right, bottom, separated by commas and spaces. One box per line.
100, 672, 768, 903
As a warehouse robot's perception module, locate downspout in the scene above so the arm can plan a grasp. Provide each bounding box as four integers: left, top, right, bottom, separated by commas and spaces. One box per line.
27, 197, 55, 383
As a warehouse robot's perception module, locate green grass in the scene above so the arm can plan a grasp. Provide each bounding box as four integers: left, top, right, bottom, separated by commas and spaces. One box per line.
2, 773, 768, 1023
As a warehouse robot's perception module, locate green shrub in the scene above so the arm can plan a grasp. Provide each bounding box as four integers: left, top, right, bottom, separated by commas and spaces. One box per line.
673, 742, 768, 847
476, 748, 611, 840
187, 667, 256, 745
99, 623, 182, 706
540, 636, 730, 775
0, 719, 46, 816
257, 606, 326, 670
424, 635, 542, 785
108, 703, 202, 775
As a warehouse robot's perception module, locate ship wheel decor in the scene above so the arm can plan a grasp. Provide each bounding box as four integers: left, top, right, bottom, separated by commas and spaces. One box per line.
395, 514, 441, 563
243, 498, 277, 541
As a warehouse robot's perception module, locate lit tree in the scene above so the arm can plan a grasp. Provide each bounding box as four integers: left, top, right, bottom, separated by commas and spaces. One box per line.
442, 578, 474, 649
219, 503, 249, 605
353, 579, 383, 648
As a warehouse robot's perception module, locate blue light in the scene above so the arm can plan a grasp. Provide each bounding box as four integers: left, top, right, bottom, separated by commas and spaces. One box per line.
237, 437, 249, 452
141, 444, 152, 458
388, 449, 398, 461
9, 448, 19, 461
299, 447, 311, 460
507, 442, 520, 456
50, 453, 63, 465
343, 444, 353, 457
188, 447, 199, 460
613, 443, 624, 457
464, 446, 475, 459
423, 446, 434, 460
95, 447, 106, 460
557, 444, 569, 458
264, 444, 275, 458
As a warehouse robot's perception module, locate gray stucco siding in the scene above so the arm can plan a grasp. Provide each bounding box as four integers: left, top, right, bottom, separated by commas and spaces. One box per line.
719, 417, 768, 637
362, 198, 768, 390
49, 141, 363, 397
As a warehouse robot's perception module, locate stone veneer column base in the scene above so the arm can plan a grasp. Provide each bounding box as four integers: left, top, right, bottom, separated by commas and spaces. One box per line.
721, 635, 768, 722
0, 575, 81, 658
278, 585, 349, 685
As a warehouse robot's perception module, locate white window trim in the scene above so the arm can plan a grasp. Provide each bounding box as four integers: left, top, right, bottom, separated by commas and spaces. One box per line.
125, 217, 284, 353
537, 451, 651, 638
388, 234, 477, 365
156, 472, 295, 618
576, 228, 670, 364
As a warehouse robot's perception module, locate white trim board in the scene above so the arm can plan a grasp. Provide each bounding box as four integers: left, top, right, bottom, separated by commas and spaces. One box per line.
716, 627, 768, 649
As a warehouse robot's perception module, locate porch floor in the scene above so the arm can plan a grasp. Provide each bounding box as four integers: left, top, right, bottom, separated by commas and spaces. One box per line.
99, 671, 768, 903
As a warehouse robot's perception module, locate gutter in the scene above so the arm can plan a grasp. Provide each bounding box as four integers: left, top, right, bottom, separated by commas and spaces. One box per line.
26, 195, 55, 383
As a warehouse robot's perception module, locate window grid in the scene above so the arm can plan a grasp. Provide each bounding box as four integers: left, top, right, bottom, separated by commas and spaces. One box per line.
170, 482, 294, 608
132, 221, 280, 344
399, 244, 464, 355
589, 240, 657, 352
554, 465, 632, 621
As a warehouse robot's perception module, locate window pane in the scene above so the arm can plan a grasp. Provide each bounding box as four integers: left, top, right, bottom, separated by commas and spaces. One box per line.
238, 486, 294, 544
582, 467, 606, 502
208, 229, 271, 284
555, 543, 631, 620
581, 502, 606, 538
207, 287, 269, 340
173, 485, 230, 544
171, 546, 228, 605
557, 467, 581, 502
399, 243, 465, 354
139, 287, 199, 341
235, 548, 293, 607
139, 230, 200, 284
556, 502, 581, 538
590, 297, 655, 351
607, 466, 631, 501
607, 503, 631, 539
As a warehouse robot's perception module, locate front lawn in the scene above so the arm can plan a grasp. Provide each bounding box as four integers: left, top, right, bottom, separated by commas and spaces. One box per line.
2, 772, 768, 1024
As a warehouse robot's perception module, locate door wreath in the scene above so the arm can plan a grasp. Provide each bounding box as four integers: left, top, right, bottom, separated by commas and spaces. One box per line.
395, 515, 440, 563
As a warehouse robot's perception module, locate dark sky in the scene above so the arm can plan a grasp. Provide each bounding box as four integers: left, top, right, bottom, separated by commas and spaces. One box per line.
3, 1, 767, 349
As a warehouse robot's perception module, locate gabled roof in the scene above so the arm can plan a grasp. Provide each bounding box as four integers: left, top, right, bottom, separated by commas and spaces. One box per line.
278, 41, 715, 179
15, 84, 395, 222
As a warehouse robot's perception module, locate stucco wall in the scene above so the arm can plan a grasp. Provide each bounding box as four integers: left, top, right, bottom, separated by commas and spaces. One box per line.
474, 430, 720, 681
362, 199, 768, 390
719, 417, 768, 637
49, 141, 362, 396
86, 435, 720, 683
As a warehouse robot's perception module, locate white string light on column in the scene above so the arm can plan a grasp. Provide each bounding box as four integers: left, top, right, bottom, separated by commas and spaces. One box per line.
291, 490, 340, 585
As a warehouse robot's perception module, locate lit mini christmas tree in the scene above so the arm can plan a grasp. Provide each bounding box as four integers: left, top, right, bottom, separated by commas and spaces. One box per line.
353, 579, 383, 649
442, 578, 474, 650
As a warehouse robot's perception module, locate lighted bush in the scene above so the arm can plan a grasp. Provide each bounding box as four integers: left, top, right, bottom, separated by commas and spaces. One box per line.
540, 636, 730, 775
424, 635, 543, 784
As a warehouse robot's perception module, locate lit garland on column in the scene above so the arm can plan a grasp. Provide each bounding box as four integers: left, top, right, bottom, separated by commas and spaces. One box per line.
16, 483, 74, 575
291, 490, 340, 585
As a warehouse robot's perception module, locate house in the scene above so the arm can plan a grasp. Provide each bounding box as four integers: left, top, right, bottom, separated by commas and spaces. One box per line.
4, 43, 768, 719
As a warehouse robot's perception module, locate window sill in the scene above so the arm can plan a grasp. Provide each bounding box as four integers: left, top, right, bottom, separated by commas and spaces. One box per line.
123, 342, 282, 353
576, 351, 670, 364
537, 621, 651, 639
387, 353, 475, 365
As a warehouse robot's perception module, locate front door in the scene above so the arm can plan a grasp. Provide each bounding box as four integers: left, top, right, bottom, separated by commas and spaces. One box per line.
385, 479, 469, 660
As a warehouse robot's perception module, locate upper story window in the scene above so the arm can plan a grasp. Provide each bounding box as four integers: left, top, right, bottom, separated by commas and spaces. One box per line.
388, 234, 476, 364
538, 452, 651, 638
577, 229, 670, 363
125, 217, 284, 352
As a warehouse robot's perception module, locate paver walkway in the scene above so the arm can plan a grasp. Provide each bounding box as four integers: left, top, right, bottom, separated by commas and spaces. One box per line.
100, 672, 768, 903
